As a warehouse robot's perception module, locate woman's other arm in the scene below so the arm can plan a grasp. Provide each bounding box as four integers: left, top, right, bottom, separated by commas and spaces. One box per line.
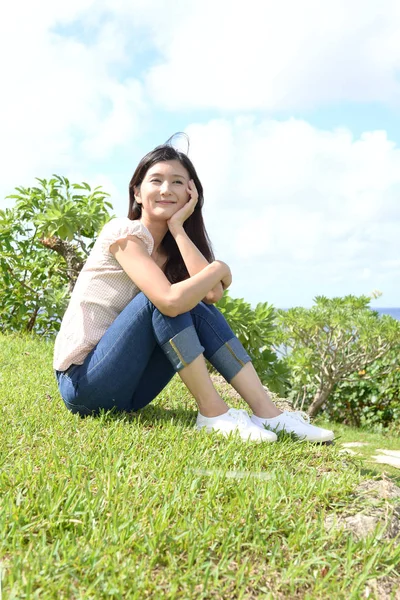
168, 180, 227, 304
169, 225, 225, 304
110, 236, 231, 317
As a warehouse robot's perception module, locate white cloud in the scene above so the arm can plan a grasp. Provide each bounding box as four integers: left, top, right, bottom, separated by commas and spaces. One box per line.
0, 0, 146, 205
2, 0, 400, 209
145, 0, 400, 111
184, 118, 400, 305
0, 0, 399, 306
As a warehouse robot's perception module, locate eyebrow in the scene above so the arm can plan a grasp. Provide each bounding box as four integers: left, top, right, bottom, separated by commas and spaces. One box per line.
148, 173, 186, 179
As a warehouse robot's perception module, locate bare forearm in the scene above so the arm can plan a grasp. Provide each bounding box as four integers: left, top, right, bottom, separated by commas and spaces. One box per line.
167, 261, 228, 316
170, 226, 209, 275
170, 226, 224, 302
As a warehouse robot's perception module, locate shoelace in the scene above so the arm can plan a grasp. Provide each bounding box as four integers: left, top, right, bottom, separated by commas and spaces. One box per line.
284, 410, 311, 424
228, 408, 251, 426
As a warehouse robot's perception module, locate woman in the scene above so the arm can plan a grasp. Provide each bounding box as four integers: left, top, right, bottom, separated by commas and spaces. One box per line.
54, 138, 334, 443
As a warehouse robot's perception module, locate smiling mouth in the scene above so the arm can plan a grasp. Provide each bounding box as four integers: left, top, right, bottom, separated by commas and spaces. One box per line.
156, 201, 176, 205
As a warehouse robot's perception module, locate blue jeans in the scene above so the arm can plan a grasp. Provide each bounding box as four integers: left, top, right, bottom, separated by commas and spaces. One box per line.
55, 293, 251, 416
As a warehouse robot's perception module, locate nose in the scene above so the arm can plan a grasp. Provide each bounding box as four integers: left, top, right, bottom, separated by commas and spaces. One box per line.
160, 181, 171, 195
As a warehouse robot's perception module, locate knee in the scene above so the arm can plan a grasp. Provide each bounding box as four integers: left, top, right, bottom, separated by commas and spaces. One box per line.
191, 302, 223, 320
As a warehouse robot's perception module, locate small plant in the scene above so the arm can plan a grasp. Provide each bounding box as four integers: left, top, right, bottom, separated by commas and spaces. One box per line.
217, 293, 290, 394
0, 175, 114, 335
328, 346, 400, 430
275, 295, 400, 418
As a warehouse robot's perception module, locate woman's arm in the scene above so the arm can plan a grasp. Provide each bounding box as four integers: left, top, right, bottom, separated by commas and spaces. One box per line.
111, 236, 231, 317
168, 180, 227, 303
169, 225, 225, 304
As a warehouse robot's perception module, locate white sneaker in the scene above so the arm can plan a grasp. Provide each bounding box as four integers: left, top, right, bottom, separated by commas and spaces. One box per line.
196, 408, 277, 443
251, 411, 335, 443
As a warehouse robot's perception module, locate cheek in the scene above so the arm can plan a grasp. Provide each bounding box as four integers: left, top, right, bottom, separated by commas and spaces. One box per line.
181, 189, 190, 202
178, 196, 189, 209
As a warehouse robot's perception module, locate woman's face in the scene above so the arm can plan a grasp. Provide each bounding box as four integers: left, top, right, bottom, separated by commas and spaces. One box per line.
135, 160, 190, 222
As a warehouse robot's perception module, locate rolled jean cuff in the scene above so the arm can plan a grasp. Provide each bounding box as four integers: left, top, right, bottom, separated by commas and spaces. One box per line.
161, 325, 205, 372
208, 337, 251, 383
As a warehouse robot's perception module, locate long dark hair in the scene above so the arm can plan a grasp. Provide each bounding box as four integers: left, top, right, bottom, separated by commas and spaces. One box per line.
128, 137, 215, 284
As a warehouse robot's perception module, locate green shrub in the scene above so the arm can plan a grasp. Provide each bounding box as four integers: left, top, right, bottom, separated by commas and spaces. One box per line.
0, 176, 113, 336
275, 295, 400, 420
327, 346, 400, 431
216, 293, 290, 395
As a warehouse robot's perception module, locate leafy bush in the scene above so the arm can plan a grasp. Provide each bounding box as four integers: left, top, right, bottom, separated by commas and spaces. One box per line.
216, 293, 289, 395
0, 175, 114, 335
275, 295, 400, 418
327, 346, 400, 431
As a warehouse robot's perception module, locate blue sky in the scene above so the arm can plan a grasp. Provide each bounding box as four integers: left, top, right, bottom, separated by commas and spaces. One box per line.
1, 0, 400, 307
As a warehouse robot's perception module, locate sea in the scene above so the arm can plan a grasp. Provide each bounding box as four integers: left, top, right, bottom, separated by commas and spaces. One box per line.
280, 307, 400, 320
375, 308, 400, 321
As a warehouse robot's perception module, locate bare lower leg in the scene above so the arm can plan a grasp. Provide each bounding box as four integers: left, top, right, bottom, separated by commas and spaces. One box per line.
230, 362, 282, 418
179, 354, 228, 417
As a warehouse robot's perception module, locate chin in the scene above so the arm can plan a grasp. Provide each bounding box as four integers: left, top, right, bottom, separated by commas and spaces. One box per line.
150, 211, 173, 223
154, 206, 178, 215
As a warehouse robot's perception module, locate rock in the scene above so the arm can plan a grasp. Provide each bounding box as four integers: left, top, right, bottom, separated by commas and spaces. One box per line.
324, 478, 400, 541
372, 454, 400, 469
364, 576, 400, 599
377, 449, 400, 458
342, 442, 369, 448
325, 513, 379, 540
324, 508, 400, 541
372, 449, 400, 469
356, 478, 400, 500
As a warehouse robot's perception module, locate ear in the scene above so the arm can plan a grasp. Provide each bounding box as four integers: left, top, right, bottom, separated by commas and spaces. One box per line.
134, 185, 141, 204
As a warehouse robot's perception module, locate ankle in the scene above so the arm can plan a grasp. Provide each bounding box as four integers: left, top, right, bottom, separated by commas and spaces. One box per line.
199, 408, 229, 419
198, 399, 229, 418
252, 407, 282, 419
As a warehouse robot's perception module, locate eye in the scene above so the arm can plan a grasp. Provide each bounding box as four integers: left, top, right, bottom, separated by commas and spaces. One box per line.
173, 180, 184, 184
150, 178, 161, 183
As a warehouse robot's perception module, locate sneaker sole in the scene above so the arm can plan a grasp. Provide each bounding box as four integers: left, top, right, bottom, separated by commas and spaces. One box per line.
260, 424, 335, 444
196, 426, 277, 443
295, 437, 335, 445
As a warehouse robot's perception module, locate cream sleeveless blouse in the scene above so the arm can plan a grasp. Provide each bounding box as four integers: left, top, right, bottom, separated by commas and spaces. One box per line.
53, 218, 154, 371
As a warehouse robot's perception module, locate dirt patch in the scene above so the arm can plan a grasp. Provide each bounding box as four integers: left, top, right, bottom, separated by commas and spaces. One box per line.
356, 478, 400, 500
324, 478, 400, 541
210, 374, 297, 412
363, 575, 400, 599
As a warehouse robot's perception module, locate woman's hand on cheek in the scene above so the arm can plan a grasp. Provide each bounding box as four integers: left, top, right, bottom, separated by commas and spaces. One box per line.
167, 180, 198, 232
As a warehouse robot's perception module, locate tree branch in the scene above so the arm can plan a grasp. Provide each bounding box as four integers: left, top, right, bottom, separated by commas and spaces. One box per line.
5, 264, 39, 297
39, 236, 84, 293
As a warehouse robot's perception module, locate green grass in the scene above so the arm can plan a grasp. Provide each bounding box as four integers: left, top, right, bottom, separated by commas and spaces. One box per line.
318, 421, 400, 484
1, 333, 400, 599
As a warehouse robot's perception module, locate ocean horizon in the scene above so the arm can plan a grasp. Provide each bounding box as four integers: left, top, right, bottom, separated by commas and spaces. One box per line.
279, 307, 400, 321
374, 308, 400, 321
